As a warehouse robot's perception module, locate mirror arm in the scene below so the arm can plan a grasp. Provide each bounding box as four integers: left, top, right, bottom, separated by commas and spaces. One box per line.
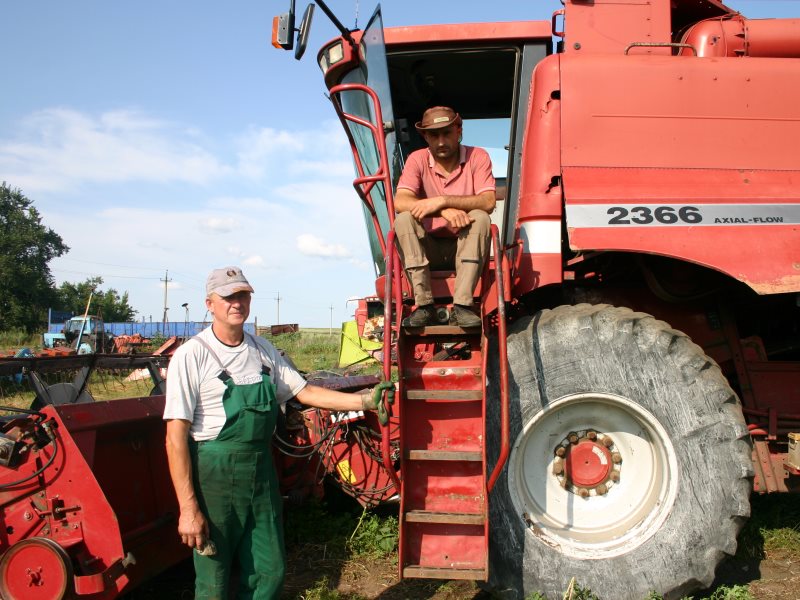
314, 0, 357, 51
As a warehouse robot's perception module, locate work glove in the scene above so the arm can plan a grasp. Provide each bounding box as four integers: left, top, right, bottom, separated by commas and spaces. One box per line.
361, 381, 395, 425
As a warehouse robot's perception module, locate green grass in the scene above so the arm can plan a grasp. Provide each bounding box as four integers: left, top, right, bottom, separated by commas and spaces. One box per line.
265, 331, 342, 373
298, 576, 364, 600
264, 330, 382, 377
736, 494, 800, 560
0, 329, 40, 355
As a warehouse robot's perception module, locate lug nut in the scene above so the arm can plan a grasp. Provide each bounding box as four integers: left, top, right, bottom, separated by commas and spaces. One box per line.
610, 471, 620, 482
596, 483, 608, 495
555, 447, 567, 458
611, 452, 622, 464
602, 437, 614, 448
587, 430, 597, 440
576, 487, 589, 498
552, 462, 564, 475
568, 433, 579, 444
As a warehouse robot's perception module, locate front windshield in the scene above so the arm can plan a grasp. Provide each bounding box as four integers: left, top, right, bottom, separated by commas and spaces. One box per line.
337, 6, 398, 276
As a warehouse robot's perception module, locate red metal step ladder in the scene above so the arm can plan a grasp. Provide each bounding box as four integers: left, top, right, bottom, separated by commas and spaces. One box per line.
397, 322, 489, 579
325, 82, 509, 582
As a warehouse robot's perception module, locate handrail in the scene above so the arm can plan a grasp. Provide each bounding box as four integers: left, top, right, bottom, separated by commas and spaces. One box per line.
551, 9, 565, 39
327, 81, 401, 492
328, 83, 397, 257
380, 230, 402, 492
624, 42, 698, 56
487, 225, 510, 493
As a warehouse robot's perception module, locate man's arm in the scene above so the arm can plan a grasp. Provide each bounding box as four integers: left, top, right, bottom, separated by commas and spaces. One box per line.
295, 384, 368, 411
165, 419, 208, 550
396, 189, 495, 230
395, 189, 495, 217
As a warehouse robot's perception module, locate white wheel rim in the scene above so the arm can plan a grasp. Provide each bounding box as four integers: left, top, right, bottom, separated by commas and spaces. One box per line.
507, 392, 679, 559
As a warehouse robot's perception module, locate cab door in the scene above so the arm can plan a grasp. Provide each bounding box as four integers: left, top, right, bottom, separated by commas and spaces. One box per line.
327, 6, 399, 275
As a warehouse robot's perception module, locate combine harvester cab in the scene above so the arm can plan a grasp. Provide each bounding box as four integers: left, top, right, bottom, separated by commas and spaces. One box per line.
275, 0, 800, 597
0, 356, 186, 600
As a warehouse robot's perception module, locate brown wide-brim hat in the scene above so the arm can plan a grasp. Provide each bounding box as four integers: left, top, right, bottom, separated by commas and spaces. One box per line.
415, 106, 462, 131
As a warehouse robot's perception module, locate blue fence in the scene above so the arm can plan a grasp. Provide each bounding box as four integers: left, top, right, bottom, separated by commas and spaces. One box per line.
47, 322, 257, 338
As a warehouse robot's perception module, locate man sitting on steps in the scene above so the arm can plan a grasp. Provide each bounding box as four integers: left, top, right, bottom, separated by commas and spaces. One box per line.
393, 106, 496, 328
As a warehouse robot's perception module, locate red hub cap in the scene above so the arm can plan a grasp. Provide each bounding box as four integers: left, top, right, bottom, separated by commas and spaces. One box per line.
0, 538, 72, 600
565, 441, 612, 487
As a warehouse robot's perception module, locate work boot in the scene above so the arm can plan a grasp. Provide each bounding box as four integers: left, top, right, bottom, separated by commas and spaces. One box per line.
450, 305, 482, 328
402, 304, 437, 327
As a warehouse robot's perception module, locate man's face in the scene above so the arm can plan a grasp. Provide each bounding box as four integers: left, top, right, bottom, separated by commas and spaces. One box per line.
206, 290, 251, 327
422, 124, 461, 162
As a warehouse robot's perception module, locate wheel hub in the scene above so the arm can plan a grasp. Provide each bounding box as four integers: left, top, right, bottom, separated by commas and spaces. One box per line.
552, 430, 621, 496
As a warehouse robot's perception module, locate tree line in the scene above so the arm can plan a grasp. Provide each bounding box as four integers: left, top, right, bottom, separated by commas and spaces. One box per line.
1, 183, 137, 333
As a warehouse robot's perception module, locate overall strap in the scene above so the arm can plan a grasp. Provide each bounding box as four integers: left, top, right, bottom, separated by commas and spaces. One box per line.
245, 333, 272, 377
192, 336, 232, 382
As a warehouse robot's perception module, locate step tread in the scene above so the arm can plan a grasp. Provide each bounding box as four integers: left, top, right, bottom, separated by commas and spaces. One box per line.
406, 450, 482, 461
406, 389, 482, 400
402, 566, 486, 580
405, 510, 485, 525
402, 325, 480, 336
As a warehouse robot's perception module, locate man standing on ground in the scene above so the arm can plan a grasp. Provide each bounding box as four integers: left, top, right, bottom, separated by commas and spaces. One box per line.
393, 105, 496, 328
164, 266, 392, 599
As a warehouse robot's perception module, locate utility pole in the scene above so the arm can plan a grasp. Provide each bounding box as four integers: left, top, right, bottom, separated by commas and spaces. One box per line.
274, 291, 281, 325
329, 304, 334, 336
161, 270, 172, 332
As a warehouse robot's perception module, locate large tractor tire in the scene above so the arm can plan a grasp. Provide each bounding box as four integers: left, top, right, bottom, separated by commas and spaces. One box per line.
486, 304, 752, 600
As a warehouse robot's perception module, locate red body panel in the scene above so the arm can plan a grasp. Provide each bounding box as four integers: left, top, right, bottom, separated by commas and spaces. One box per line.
553, 52, 800, 293
562, 167, 800, 293
383, 21, 551, 47
0, 397, 187, 598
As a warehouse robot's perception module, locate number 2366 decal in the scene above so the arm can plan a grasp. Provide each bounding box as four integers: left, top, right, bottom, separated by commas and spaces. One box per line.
567, 204, 795, 227
607, 206, 701, 225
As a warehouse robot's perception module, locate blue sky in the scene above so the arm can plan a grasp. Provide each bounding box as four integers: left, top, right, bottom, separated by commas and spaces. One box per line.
1, 1, 797, 327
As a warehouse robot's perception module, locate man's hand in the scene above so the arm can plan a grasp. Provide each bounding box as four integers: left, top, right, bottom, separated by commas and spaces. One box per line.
441, 207, 475, 229
178, 507, 209, 550
361, 381, 396, 410
409, 196, 446, 221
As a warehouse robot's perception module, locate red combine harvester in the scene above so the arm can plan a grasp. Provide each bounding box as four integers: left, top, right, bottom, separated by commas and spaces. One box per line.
273, 0, 800, 597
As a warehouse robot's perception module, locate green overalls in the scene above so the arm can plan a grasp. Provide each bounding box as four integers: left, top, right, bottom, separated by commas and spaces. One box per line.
188, 336, 285, 600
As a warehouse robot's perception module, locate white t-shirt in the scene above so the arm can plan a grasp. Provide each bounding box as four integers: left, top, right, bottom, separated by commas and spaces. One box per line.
163, 327, 307, 441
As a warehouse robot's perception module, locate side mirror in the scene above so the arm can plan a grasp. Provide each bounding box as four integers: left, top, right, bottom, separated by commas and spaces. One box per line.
294, 4, 316, 60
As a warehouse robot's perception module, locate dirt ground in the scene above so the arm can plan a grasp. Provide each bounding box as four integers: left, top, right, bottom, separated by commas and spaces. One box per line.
124, 488, 799, 600
124, 544, 799, 600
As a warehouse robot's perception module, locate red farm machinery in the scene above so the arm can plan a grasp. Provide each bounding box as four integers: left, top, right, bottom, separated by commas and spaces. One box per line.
272, 0, 800, 597
0, 351, 381, 599
1, 1, 799, 599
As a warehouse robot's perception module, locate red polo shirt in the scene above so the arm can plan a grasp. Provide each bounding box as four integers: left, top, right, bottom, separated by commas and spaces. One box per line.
397, 145, 496, 199
397, 145, 495, 235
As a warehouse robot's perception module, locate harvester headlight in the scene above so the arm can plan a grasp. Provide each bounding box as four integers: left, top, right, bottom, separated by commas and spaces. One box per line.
319, 41, 344, 74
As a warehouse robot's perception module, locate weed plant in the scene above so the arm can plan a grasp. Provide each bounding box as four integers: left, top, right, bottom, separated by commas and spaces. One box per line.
265, 331, 341, 373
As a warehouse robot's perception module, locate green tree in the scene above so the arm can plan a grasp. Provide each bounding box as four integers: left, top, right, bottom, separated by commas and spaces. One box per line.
56, 276, 137, 322
0, 183, 68, 332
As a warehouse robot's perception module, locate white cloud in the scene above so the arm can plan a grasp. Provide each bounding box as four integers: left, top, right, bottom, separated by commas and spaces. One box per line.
243, 255, 265, 267
296, 233, 351, 258
199, 217, 238, 233
234, 120, 352, 181
348, 257, 372, 270
0, 108, 230, 192
0, 108, 357, 202
236, 127, 304, 179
